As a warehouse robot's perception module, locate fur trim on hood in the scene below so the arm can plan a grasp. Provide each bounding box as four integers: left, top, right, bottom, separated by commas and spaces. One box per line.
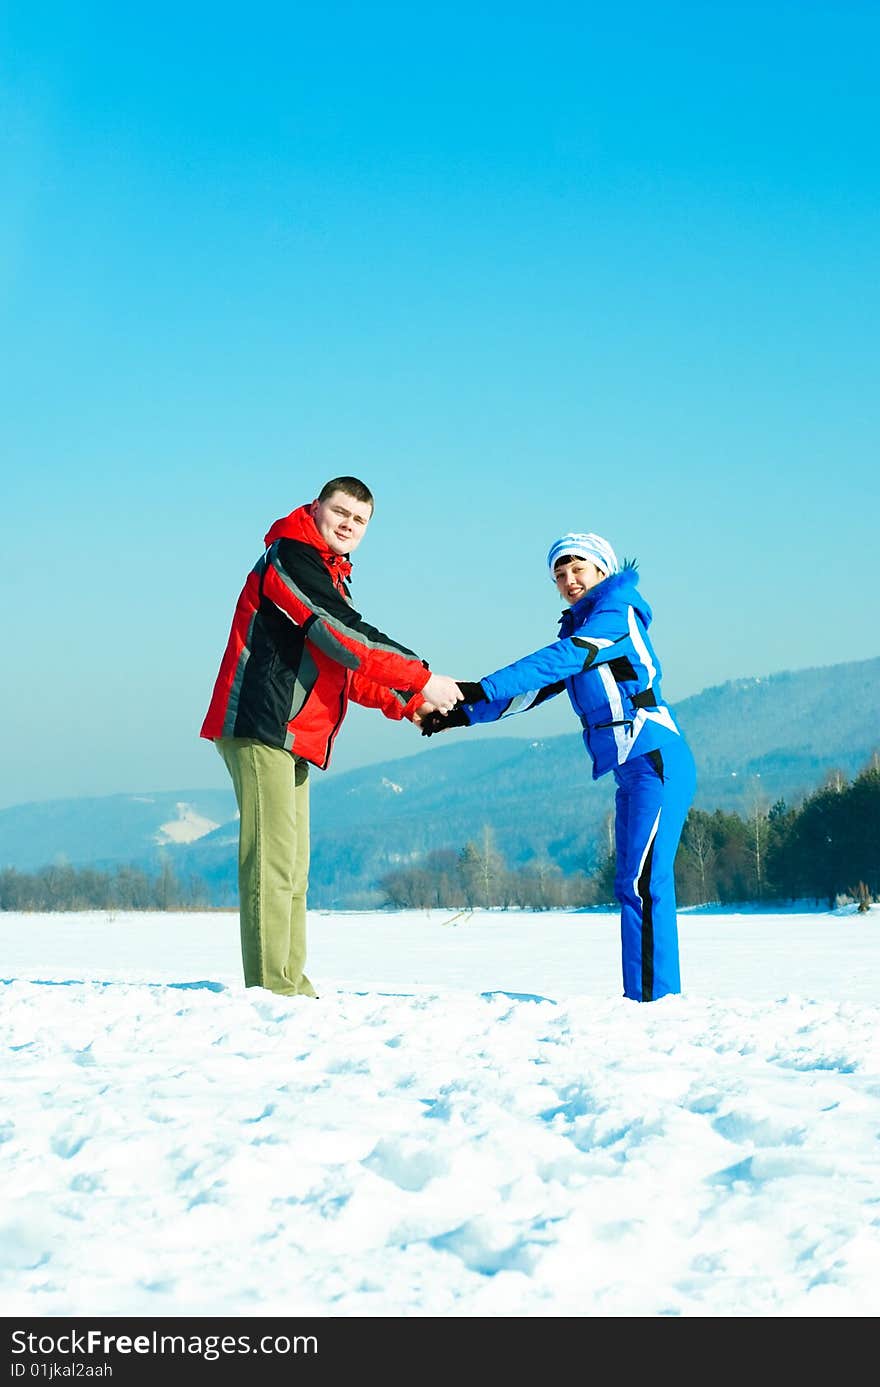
559, 561, 651, 631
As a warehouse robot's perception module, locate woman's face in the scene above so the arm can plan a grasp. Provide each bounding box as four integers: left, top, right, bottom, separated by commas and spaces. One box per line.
553, 557, 606, 605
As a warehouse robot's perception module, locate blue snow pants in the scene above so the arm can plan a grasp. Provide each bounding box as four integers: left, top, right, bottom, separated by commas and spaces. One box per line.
612, 738, 696, 1002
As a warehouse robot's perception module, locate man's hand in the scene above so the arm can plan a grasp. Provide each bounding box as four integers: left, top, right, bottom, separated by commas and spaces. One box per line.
420, 673, 464, 714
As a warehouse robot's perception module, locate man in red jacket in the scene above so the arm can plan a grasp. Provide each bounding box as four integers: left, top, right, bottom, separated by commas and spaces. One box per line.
201, 476, 461, 997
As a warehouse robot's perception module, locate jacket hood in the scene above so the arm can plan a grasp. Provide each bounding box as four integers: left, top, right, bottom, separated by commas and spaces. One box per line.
559, 561, 652, 631
264, 504, 353, 579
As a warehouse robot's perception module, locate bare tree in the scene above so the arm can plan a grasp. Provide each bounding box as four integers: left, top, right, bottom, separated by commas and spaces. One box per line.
745, 778, 770, 899
683, 815, 716, 904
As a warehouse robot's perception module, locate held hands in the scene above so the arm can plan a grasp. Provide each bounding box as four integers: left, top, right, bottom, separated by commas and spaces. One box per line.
418, 680, 488, 738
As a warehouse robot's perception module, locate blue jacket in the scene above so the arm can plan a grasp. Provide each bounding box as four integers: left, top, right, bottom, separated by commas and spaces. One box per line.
464, 564, 688, 779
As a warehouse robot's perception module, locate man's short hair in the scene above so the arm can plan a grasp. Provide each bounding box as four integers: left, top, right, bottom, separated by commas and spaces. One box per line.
318, 476, 374, 510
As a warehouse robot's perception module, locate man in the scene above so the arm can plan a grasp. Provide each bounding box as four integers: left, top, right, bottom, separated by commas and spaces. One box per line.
201, 476, 461, 997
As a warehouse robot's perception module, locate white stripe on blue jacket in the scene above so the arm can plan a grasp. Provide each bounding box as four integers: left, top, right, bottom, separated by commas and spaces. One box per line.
464, 564, 687, 779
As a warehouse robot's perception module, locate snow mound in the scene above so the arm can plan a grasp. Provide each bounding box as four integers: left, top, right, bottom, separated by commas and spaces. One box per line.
154, 802, 220, 845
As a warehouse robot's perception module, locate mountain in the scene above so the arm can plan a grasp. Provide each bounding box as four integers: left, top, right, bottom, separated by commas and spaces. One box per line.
2, 656, 878, 906
673, 657, 880, 807
0, 788, 237, 874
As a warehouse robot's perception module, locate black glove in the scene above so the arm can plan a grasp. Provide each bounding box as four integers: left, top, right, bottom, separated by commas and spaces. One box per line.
456, 681, 488, 703
420, 706, 470, 737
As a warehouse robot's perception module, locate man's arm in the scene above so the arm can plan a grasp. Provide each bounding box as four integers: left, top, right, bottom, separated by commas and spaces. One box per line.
349, 670, 427, 722
264, 539, 460, 709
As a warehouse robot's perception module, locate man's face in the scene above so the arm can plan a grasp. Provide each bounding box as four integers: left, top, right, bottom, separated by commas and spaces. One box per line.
310, 490, 373, 556
553, 556, 605, 605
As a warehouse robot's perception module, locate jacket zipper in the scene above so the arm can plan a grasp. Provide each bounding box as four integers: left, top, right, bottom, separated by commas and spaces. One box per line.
322, 684, 348, 770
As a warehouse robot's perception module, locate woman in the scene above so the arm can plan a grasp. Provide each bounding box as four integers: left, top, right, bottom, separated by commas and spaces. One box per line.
422, 531, 696, 1002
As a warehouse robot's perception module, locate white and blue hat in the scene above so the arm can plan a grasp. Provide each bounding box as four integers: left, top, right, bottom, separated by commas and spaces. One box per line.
546, 532, 619, 578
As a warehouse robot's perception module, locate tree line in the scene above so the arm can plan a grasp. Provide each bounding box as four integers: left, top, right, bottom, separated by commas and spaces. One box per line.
674, 756, 879, 908
380, 756, 880, 911
0, 859, 210, 912
379, 829, 599, 911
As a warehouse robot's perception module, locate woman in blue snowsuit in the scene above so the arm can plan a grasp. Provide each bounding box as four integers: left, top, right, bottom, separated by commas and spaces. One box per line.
421, 532, 696, 1002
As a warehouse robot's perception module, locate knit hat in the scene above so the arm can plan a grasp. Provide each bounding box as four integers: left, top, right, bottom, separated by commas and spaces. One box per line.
546, 532, 619, 577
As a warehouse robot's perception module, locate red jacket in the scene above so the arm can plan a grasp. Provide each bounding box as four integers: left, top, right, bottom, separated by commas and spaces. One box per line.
200, 505, 431, 768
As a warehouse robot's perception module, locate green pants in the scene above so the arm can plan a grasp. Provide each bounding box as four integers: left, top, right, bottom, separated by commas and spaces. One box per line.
215, 737, 316, 997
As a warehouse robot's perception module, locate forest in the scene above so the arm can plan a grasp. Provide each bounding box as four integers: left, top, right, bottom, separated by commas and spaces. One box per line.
379, 755, 880, 911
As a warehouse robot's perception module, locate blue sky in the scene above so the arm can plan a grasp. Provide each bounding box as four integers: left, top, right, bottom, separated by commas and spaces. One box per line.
2, 1, 878, 808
